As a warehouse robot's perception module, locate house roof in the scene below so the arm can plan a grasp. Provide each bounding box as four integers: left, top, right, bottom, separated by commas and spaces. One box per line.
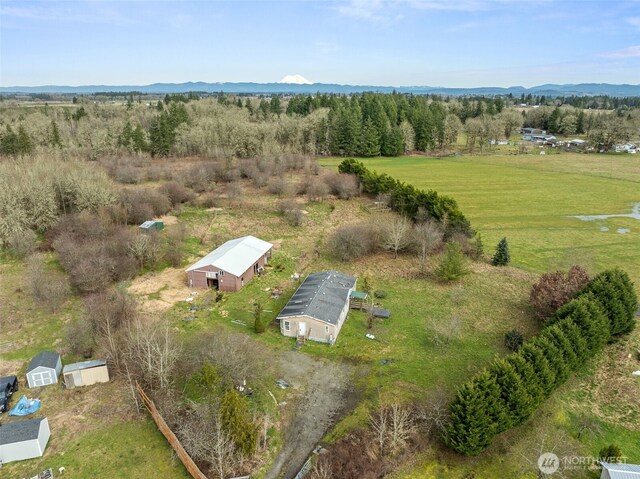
62, 359, 107, 374
27, 351, 60, 373
0, 417, 46, 445
186, 236, 273, 277
601, 462, 640, 479
277, 271, 356, 325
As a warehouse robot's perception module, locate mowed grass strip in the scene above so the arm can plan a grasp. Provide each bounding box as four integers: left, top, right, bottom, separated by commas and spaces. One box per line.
319, 154, 640, 288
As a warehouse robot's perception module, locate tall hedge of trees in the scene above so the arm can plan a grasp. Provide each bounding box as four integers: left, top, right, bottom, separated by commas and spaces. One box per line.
338, 158, 472, 236
445, 269, 637, 455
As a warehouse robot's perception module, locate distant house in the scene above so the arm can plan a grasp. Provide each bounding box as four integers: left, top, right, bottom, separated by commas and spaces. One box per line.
278, 271, 356, 344
139, 220, 164, 232
62, 360, 109, 389
600, 462, 640, 479
523, 133, 556, 144
521, 127, 546, 135
26, 352, 62, 388
0, 417, 50, 464
186, 236, 273, 291
568, 138, 587, 147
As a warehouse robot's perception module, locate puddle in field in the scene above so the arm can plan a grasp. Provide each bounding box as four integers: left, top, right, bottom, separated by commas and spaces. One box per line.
569, 203, 640, 222
569, 203, 639, 234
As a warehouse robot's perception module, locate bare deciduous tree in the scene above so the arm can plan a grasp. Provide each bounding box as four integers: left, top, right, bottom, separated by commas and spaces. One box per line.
128, 232, 161, 271
125, 319, 181, 390
412, 220, 444, 275
428, 314, 463, 349
380, 215, 412, 258
369, 403, 415, 457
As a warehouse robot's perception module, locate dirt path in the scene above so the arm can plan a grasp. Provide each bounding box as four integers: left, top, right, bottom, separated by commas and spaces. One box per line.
265, 351, 357, 479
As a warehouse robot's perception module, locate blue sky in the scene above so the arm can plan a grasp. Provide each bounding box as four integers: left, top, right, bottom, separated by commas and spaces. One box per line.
1, 0, 639, 87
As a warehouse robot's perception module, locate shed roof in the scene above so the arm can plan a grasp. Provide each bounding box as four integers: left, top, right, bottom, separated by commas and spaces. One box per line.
277, 271, 356, 325
601, 462, 640, 479
140, 220, 159, 228
27, 352, 60, 373
186, 236, 273, 277
0, 417, 46, 445
62, 359, 107, 374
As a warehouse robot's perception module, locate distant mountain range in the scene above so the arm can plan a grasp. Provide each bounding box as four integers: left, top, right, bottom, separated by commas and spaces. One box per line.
2, 82, 640, 97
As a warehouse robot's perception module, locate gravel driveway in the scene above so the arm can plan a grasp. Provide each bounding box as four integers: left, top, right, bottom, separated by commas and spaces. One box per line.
265, 350, 357, 479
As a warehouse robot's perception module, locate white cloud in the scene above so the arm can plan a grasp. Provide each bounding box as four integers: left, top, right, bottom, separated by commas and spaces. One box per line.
604, 45, 640, 59
628, 16, 640, 29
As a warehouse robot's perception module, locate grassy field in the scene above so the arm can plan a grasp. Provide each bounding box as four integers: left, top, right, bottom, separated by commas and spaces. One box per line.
320, 152, 640, 290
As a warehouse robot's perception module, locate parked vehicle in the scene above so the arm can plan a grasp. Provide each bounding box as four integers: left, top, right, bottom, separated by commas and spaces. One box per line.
0, 375, 19, 413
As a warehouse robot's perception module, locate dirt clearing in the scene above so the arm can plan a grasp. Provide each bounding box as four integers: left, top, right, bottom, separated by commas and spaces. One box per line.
128, 267, 192, 314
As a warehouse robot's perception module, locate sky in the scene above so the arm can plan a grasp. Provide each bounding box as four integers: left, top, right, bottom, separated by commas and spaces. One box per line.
1, 0, 639, 88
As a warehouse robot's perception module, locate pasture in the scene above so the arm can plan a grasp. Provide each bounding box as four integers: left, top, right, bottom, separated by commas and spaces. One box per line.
320, 152, 640, 290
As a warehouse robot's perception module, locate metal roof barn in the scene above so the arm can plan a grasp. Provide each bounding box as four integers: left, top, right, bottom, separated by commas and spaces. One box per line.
0, 417, 50, 464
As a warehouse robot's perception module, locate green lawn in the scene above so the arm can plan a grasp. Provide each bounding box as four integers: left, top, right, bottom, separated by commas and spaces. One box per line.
319, 153, 640, 290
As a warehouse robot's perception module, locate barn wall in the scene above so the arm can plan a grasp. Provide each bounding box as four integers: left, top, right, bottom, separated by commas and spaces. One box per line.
188, 248, 272, 292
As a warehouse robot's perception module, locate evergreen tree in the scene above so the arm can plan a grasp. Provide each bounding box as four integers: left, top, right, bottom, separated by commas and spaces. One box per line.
381, 126, 405, 156
118, 121, 134, 149
445, 381, 495, 455
270, 96, 283, 116
556, 318, 590, 364
540, 324, 579, 371
520, 342, 556, 398
220, 389, 258, 457
48, 120, 62, 148
236, 98, 243, 108
131, 124, 148, 152
506, 353, 544, 407
244, 98, 254, 115
0, 125, 19, 156
492, 237, 510, 266
258, 99, 270, 119
149, 112, 173, 157
436, 242, 468, 282
16, 125, 34, 155
472, 233, 484, 260
576, 110, 585, 134
489, 358, 533, 427
360, 118, 381, 156
531, 335, 569, 388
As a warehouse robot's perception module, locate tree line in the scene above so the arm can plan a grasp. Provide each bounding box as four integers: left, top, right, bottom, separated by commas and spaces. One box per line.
445, 269, 637, 455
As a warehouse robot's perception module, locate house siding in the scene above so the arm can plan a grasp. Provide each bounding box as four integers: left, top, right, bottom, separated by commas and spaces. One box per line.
187, 250, 271, 292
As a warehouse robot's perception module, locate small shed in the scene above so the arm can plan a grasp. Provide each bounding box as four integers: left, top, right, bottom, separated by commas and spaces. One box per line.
63, 360, 109, 389
0, 417, 50, 464
26, 352, 62, 388
139, 220, 164, 232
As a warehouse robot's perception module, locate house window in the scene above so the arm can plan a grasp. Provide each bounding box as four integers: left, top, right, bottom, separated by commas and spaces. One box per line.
219, 270, 224, 276
325, 325, 329, 334
284, 321, 290, 332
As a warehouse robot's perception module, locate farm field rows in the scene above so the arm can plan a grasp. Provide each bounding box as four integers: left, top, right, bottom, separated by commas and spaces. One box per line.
320, 153, 640, 290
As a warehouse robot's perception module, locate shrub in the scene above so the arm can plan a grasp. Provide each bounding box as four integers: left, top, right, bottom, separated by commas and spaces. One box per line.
267, 177, 291, 197
26, 253, 70, 312
599, 444, 623, 462
161, 181, 195, 206
329, 223, 377, 262
306, 180, 330, 202
492, 237, 510, 266
65, 319, 95, 358
504, 329, 524, 352
436, 242, 468, 282
529, 265, 590, 322
5, 229, 37, 259
324, 173, 360, 199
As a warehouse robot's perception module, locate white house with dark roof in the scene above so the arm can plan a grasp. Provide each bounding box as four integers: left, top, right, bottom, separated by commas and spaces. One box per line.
601, 462, 640, 479
278, 271, 356, 344
0, 417, 50, 463
26, 352, 62, 388
186, 236, 273, 291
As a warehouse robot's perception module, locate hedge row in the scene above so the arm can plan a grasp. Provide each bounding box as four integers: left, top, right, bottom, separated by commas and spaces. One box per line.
338, 158, 472, 236
445, 269, 637, 455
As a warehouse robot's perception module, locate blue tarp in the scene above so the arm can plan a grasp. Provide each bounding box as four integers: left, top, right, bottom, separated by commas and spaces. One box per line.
8, 395, 41, 416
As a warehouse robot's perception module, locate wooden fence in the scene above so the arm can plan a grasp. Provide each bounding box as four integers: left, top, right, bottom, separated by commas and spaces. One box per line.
136, 383, 208, 479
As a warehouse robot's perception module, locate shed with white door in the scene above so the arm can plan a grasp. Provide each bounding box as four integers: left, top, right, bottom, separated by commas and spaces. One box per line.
26, 352, 62, 388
